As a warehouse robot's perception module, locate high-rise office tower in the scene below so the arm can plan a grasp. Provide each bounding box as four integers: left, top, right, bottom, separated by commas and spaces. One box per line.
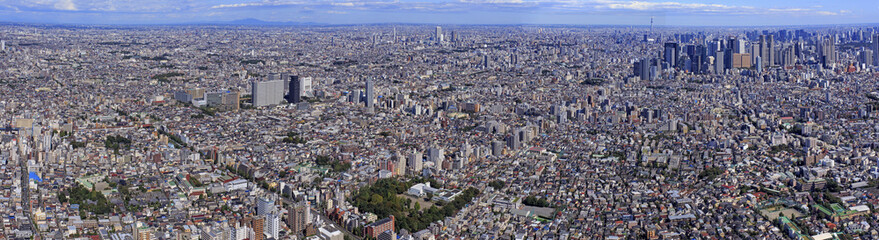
714, 50, 725, 74
873, 34, 879, 66
252, 80, 286, 107
633, 61, 642, 77
818, 36, 837, 68
794, 40, 804, 60
781, 45, 796, 67
640, 58, 650, 81
0, 40, 4, 51
723, 48, 733, 70
287, 76, 302, 104
663, 42, 679, 67
435, 26, 443, 43
482, 55, 490, 69
759, 35, 773, 67
755, 56, 763, 73
859, 49, 873, 66
733, 38, 746, 54
365, 78, 374, 108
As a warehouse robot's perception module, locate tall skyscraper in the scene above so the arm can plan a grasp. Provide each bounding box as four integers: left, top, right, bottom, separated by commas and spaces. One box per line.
781, 45, 796, 67
0, 40, 5, 51
733, 37, 746, 54
759, 35, 773, 67
365, 78, 374, 108
435, 26, 443, 43
818, 35, 837, 68
858, 49, 873, 66
873, 34, 879, 66
482, 55, 490, 69
755, 55, 763, 73
664, 42, 679, 67
640, 58, 650, 81
287, 76, 302, 104
714, 50, 725, 74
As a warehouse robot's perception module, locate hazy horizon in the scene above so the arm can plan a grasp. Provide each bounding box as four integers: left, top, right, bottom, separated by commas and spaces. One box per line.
0, 0, 877, 26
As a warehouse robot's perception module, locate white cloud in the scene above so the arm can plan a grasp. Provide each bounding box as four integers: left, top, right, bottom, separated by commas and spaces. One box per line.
54, 0, 76, 10
0, 0, 856, 19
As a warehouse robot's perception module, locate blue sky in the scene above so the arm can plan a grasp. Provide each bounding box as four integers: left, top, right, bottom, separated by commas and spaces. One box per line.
0, 0, 876, 26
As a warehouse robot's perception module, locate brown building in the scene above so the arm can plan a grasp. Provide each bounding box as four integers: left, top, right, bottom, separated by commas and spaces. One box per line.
364, 215, 395, 238
732, 53, 752, 68
288, 202, 309, 235
252, 217, 265, 240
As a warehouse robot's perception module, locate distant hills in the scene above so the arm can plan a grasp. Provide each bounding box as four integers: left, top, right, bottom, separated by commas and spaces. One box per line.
205, 18, 321, 26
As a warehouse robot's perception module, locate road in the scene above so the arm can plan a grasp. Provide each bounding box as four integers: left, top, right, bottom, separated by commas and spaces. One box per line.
19, 138, 40, 239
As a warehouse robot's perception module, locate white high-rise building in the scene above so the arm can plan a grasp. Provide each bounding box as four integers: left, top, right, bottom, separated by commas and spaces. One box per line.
394, 150, 406, 176
229, 222, 249, 240
300, 76, 313, 98
436, 26, 443, 43
873, 34, 879, 66
252, 80, 286, 107
428, 146, 444, 171
408, 150, 423, 174
265, 213, 280, 240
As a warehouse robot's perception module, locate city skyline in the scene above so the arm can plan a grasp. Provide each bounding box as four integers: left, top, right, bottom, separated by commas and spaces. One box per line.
0, 0, 877, 26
